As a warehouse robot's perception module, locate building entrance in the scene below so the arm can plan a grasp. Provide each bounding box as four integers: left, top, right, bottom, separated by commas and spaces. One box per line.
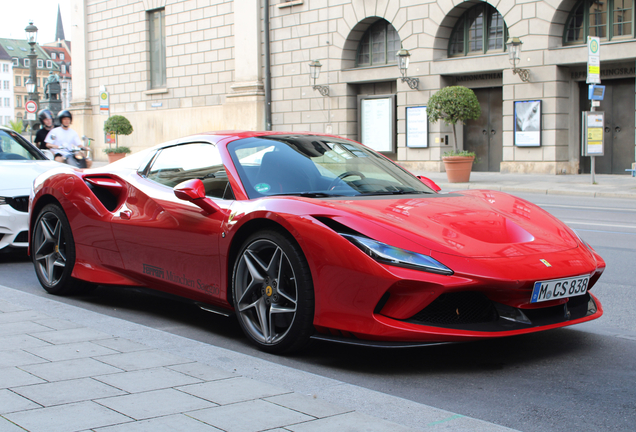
464, 87, 503, 172
579, 79, 635, 174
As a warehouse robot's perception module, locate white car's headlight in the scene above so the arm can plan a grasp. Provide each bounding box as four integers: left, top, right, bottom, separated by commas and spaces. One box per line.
341, 233, 453, 275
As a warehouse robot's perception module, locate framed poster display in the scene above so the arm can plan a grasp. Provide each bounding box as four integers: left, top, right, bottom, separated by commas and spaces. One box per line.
406, 106, 428, 148
358, 94, 396, 154
514, 100, 541, 147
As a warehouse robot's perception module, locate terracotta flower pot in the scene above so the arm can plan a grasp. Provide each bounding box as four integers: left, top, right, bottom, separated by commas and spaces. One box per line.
106, 152, 126, 163
442, 155, 475, 183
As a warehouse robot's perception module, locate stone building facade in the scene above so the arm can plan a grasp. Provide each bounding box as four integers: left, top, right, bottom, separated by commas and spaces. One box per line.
70, 0, 636, 174
0, 38, 60, 125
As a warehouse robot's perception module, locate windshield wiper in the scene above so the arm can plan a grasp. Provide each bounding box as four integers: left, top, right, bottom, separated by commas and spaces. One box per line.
358, 190, 430, 196
267, 192, 347, 198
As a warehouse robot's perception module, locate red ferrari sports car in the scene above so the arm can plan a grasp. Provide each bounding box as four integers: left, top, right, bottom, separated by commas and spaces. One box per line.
29, 131, 605, 353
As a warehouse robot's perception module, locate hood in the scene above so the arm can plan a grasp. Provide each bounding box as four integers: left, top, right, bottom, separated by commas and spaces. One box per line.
325, 190, 579, 259
0, 161, 62, 197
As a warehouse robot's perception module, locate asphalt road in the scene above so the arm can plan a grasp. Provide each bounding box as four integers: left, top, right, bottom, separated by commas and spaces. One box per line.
2, 192, 635, 432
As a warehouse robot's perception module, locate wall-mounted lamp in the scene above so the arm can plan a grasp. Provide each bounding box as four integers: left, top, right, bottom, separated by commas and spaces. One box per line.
506, 37, 530, 82
308, 60, 329, 96
396, 48, 419, 90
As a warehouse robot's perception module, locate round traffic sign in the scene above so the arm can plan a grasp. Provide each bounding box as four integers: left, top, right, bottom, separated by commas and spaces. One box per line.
25, 100, 38, 114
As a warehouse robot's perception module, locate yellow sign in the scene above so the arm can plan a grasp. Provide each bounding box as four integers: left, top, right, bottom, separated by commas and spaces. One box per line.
587, 128, 603, 141
588, 66, 600, 74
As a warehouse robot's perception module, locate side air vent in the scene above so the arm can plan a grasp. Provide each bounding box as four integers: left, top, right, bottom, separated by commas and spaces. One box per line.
84, 177, 124, 212
312, 216, 360, 236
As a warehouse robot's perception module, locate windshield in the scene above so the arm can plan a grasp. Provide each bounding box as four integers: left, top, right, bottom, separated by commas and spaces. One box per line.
228, 135, 435, 198
0, 130, 43, 161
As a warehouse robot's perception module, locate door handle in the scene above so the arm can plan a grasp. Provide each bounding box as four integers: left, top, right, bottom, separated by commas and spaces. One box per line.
491, 130, 496, 135
615, 126, 621, 133
605, 127, 610, 133
482, 130, 488, 135
119, 210, 132, 220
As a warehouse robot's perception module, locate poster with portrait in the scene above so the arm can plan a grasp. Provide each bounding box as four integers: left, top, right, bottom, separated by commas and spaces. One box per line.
406, 106, 428, 148
514, 100, 541, 147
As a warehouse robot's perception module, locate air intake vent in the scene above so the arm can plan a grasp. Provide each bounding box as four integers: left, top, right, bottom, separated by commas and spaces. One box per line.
15, 231, 28, 242
407, 292, 498, 325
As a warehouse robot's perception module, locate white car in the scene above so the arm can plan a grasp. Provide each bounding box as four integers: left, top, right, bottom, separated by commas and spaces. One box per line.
0, 127, 61, 253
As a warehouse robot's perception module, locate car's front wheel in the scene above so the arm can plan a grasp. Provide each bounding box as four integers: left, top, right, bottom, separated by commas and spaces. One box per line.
232, 229, 314, 354
32, 204, 91, 295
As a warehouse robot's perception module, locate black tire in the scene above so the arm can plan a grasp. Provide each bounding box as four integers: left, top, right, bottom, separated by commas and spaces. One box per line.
232, 229, 315, 354
32, 204, 91, 295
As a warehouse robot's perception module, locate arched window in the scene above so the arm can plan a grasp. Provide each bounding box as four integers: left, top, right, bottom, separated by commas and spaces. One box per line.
564, 0, 634, 44
448, 4, 507, 56
356, 20, 401, 67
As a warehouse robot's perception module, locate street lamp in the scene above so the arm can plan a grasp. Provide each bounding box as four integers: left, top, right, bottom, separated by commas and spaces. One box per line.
25, 20, 39, 131
506, 37, 530, 82
308, 60, 329, 96
60, 78, 69, 109
396, 48, 419, 90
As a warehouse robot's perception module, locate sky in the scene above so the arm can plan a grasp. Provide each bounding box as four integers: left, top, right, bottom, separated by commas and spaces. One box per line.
2, 0, 73, 43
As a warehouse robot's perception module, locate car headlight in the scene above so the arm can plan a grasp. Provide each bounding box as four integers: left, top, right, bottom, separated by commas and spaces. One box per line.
0, 197, 6, 205
341, 233, 453, 275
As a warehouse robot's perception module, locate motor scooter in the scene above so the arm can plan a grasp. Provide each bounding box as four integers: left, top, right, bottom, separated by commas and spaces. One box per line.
41, 136, 92, 169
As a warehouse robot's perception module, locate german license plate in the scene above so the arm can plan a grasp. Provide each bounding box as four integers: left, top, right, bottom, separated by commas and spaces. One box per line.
531, 275, 590, 303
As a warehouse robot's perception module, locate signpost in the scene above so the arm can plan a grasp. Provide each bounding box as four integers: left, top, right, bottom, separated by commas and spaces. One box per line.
25, 100, 38, 121
586, 36, 600, 85
586, 36, 601, 183
100, 90, 110, 115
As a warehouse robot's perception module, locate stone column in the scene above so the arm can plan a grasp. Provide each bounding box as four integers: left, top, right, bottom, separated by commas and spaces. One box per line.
69, 0, 92, 139
225, 0, 265, 130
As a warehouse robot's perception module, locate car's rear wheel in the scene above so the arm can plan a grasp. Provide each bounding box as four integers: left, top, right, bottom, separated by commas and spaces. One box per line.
32, 204, 92, 295
232, 229, 314, 354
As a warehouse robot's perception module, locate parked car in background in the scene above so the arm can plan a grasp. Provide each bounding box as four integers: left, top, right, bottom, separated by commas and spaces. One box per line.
0, 127, 61, 253
29, 131, 605, 353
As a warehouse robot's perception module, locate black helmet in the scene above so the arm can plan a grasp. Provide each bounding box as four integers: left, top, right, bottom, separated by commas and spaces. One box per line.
38, 109, 53, 122
58, 110, 72, 122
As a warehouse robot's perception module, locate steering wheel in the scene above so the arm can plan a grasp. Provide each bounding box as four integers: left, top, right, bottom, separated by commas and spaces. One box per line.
328, 170, 366, 190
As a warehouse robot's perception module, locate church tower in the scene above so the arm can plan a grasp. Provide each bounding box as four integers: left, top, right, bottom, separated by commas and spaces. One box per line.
55, 5, 65, 42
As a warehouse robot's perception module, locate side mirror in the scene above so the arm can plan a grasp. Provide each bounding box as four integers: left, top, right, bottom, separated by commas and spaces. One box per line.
417, 176, 441, 192
174, 179, 221, 214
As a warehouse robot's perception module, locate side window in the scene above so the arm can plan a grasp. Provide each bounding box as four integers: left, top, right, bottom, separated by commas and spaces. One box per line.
146, 143, 234, 200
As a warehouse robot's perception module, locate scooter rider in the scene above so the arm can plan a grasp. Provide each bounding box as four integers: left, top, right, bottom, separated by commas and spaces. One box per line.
34, 109, 54, 151
45, 110, 92, 168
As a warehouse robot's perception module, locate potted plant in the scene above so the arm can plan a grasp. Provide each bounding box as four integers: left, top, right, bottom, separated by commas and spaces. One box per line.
428, 86, 481, 183
103, 115, 133, 163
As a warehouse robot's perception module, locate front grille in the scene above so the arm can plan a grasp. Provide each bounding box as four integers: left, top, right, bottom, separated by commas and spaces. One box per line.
6, 196, 29, 212
15, 231, 28, 243
407, 292, 498, 325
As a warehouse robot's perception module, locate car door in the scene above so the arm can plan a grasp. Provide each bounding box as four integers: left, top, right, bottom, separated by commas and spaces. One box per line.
110, 142, 234, 303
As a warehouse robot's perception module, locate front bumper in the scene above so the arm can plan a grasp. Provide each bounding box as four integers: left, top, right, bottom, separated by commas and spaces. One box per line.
0, 199, 30, 251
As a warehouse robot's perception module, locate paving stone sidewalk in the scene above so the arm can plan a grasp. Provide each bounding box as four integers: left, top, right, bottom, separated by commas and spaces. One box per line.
0, 285, 520, 432
412, 171, 636, 199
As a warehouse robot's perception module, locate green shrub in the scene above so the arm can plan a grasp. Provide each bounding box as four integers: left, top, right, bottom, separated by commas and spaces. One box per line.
428, 86, 481, 152
103, 146, 131, 154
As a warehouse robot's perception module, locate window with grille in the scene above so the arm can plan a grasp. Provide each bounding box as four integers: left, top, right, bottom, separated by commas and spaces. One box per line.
449, 4, 507, 56
565, 0, 634, 43
148, 8, 166, 88
356, 20, 401, 67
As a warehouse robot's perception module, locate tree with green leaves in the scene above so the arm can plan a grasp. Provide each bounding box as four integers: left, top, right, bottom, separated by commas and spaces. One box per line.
103, 115, 133, 154
427, 86, 481, 153
5, 119, 25, 134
